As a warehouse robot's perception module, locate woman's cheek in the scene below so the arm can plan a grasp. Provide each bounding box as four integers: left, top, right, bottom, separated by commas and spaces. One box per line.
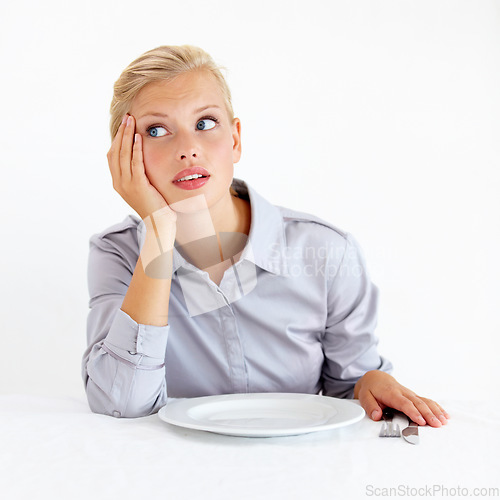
142, 144, 164, 174
213, 139, 234, 162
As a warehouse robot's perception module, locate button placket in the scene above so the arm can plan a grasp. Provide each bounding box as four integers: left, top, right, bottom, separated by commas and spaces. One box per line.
217, 291, 248, 393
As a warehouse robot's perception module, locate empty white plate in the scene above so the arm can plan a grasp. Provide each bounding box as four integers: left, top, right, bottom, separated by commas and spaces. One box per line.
158, 393, 365, 437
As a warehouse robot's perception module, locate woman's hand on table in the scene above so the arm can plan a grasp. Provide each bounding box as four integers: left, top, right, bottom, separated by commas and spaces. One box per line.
354, 370, 450, 428
107, 114, 175, 222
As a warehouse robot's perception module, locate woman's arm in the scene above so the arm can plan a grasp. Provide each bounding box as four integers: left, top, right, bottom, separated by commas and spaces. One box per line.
321, 233, 392, 398
121, 214, 176, 327
83, 228, 172, 418
83, 114, 177, 417
320, 232, 449, 427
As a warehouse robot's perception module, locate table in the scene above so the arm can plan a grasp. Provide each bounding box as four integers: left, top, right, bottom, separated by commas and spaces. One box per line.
1, 395, 498, 500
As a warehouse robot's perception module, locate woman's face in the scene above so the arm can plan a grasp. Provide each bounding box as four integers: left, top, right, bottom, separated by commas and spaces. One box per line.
130, 70, 241, 210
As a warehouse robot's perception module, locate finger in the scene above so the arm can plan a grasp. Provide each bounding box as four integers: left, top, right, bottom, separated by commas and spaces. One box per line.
416, 398, 449, 426
378, 393, 427, 426
394, 394, 445, 427
422, 398, 449, 423
358, 389, 383, 421
119, 115, 135, 182
131, 133, 145, 179
107, 114, 129, 180
413, 399, 444, 427
434, 401, 450, 420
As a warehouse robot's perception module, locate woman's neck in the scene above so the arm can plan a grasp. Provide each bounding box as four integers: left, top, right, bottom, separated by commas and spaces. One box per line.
174, 192, 251, 271
216, 193, 251, 236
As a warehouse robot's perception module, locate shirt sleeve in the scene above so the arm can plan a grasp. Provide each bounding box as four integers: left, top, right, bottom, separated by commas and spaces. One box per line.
321, 233, 392, 399
82, 224, 170, 418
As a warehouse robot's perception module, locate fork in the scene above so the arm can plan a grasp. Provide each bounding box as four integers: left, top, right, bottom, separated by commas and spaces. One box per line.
379, 407, 401, 438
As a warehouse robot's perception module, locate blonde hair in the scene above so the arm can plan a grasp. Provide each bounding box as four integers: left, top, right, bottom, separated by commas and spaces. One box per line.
109, 45, 234, 139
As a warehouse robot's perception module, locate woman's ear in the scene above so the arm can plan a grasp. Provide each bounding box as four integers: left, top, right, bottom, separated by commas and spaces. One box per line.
231, 118, 242, 164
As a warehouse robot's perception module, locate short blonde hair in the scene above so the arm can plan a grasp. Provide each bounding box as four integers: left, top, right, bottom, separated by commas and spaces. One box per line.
109, 45, 234, 139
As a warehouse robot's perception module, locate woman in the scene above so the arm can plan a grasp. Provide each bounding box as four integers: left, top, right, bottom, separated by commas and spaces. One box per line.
83, 45, 448, 427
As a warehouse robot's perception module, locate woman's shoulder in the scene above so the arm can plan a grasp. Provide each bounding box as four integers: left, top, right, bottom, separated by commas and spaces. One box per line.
89, 214, 141, 252
275, 206, 369, 275
87, 215, 142, 278
278, 205, 348, 242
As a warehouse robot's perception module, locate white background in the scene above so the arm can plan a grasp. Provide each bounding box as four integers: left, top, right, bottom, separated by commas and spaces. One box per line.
0, 0, 498, 403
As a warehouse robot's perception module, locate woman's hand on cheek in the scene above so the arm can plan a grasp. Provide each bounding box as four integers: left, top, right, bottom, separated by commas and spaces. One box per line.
354, 370, 450, 428
107, 114, 174, 222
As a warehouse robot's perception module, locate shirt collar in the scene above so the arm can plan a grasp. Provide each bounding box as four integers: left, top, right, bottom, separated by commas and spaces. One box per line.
172, 178, 287, 276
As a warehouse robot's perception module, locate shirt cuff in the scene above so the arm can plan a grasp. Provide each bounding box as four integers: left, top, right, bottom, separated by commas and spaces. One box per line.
104, 308, 170, 359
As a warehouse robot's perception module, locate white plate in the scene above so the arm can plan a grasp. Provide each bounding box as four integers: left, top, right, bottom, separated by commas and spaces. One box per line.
158, 393, 365, 437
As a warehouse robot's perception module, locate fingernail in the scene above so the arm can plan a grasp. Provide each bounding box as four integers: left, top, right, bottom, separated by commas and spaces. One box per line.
438, 414, 448, 424
127, 115, 133, 126
418, 416, 426, 425
431, 416, 442, 427
122, 115, 128, 125
371, 410, 379, 420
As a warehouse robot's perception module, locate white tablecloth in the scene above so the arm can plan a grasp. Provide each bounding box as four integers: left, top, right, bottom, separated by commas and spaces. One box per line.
1, 395, 498, 500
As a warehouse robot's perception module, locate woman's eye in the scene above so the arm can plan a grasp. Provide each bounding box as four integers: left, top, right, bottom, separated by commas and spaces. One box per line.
147, 126, 168, 137
196, 118, 217, 131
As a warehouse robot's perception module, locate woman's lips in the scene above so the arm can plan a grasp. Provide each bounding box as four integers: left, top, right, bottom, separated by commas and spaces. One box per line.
172, 167, 210, 190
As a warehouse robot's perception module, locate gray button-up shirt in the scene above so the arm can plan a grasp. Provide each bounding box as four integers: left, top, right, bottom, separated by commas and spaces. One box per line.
83, 179, 391, 417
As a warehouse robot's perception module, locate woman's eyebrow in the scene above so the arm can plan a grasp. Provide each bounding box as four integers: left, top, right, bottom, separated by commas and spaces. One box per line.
137, 105, 221, 120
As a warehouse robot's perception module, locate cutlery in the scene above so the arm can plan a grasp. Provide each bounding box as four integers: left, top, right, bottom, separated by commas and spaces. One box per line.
402, 416, 419, 445
379, 407, 401, 438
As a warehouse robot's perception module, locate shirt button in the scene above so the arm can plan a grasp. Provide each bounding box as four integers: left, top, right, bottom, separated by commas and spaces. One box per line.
112, 410, 121, 418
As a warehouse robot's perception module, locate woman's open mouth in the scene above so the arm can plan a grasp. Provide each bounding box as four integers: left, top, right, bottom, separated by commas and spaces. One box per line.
173, 168, 210, 190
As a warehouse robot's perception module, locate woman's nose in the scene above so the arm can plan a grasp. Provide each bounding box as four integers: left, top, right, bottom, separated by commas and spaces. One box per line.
175, 131, 199, 160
